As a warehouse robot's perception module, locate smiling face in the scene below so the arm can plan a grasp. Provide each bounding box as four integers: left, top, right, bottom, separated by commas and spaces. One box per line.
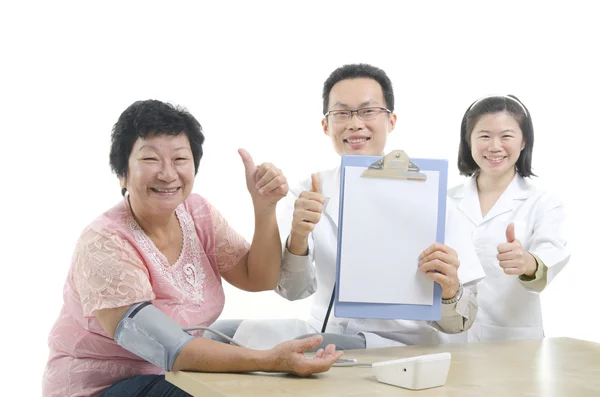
470, 111, 525, 179
122, 133, 195, 216
322, 77, 397, 156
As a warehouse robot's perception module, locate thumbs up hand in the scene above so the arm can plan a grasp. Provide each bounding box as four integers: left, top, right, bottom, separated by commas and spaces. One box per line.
497, 222, 537, 277
287, 173, 326, 255
239, 149, 289, 207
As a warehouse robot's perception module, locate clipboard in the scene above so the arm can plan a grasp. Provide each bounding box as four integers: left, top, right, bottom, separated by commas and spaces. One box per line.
333, 151, 448, 321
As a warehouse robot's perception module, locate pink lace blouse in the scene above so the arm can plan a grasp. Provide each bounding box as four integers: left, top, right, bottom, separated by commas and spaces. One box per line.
43, 194, 250, 397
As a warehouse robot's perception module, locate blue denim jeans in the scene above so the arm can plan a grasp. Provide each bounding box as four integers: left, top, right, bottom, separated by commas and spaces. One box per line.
99, 375, 192, 397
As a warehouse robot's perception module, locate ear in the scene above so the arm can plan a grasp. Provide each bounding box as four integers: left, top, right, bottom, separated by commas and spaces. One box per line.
322, 117, 330, 136
521, 139, 526, 151
388, 113, 397, 134
118, 176, 128, 196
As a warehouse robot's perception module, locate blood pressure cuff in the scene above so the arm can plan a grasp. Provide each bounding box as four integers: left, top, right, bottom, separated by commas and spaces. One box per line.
114, 302, 194, 371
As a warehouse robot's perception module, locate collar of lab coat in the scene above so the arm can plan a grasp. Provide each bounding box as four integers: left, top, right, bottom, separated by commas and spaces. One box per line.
320, 166, 341, 227
451, 173, 533, 226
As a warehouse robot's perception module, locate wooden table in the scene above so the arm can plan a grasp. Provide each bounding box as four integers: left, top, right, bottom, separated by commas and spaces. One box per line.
166, 337, 600, 396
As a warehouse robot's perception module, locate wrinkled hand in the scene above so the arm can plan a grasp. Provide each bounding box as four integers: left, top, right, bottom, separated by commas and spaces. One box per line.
239, 149, 288, 207
497, 223, 537, 277
267, 335, 343, 376
418, 243, 460, 299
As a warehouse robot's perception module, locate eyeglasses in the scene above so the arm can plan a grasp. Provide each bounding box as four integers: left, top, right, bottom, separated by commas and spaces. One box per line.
325, 107, 391, 122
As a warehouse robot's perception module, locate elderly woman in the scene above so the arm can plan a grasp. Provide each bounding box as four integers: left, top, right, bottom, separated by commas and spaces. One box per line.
42, 100, 343, 397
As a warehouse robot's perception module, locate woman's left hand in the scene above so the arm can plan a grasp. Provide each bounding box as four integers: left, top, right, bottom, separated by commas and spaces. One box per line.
239, 148, 289, 207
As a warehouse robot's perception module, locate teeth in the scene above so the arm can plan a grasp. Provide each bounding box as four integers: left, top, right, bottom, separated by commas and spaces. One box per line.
488, 157, 503, 161
347, 137, 368, 143
155, 188, 177, 193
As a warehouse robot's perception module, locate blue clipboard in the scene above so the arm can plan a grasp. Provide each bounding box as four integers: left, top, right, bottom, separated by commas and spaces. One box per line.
334, 154, 448, 321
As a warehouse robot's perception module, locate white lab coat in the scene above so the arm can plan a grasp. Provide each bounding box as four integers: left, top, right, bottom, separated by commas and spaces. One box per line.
446, 174, 570, 342
275, 166, 480, 348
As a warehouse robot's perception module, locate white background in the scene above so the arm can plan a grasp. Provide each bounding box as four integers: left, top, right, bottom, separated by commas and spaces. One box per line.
1, 1, 598, 395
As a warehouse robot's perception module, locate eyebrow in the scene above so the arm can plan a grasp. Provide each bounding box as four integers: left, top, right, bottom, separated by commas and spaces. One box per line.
138, 145, 156, 152
330, 100, 376, 109
475, 129, 517, 134
138, 145, 191, 152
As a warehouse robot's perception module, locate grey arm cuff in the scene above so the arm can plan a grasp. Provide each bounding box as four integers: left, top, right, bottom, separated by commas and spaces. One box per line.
114, 302, 194, 371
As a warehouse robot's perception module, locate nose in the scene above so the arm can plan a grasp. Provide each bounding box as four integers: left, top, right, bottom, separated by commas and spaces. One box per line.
489, 137, 501, 151
158, 161, 177, 182
348, 111, 364, 130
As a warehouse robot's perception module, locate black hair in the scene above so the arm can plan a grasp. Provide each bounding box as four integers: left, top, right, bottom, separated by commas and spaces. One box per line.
322, 63, 394, 115
109, 99, 205, 195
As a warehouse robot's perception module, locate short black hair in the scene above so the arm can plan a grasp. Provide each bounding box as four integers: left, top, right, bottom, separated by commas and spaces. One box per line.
458, 95, 535, 177
109, 99, 205, 187
322, 63, 394, 115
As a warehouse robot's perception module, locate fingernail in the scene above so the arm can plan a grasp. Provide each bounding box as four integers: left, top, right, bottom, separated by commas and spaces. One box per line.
258, 189, 264, 195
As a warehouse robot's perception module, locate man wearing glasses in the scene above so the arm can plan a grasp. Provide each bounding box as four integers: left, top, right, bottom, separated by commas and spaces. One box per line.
273, 63, 478, 350
207, 64, 478, 350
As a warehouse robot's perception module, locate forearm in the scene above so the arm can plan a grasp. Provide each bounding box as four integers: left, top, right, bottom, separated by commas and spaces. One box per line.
287, 232, 309, 256
173, 337, 273, 372
246, 204, 282, 289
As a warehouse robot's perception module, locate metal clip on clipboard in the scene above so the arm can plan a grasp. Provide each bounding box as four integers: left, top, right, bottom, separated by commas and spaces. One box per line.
361, 150, 427, 181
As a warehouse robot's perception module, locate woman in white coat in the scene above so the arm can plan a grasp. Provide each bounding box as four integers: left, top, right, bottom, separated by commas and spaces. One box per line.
273, 63, 481, 350
447, 95, 570, 342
